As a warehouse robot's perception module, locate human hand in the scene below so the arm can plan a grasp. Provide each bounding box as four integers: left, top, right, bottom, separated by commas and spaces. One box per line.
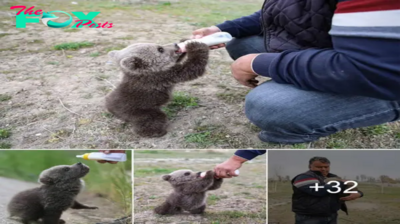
97, 150, 126, 164
191, 26, 226, 49
214, 155, 246, 178
231, 54, 260, 88
340, 192, 362, 201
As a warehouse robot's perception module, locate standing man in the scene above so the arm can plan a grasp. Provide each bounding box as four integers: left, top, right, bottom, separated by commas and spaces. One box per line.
291, 157, 363, 224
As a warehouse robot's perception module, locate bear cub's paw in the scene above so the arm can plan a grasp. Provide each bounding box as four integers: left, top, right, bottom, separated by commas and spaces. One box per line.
185, 41, 209, 52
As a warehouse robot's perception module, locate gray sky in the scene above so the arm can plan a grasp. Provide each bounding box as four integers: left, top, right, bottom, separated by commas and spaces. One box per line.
268, 150, 400, 179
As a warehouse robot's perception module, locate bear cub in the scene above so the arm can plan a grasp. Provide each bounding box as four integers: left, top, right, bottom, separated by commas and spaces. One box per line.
7, 163, 97, 224
154, 169, 223, 215
105, 41, 210, 138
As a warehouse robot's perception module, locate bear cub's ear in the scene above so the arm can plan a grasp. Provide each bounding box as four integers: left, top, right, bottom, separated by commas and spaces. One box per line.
162, 175, 171, 181
120, 57, 148, 71
39, 176, 54, 185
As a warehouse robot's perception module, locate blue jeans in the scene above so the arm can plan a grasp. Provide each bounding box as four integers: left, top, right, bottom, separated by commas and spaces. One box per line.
226, 36, 400, 144
295, 214, 338, 224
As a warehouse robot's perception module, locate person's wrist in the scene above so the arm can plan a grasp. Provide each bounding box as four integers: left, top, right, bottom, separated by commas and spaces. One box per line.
231, 155, 247, 164
210, 25, 221, 33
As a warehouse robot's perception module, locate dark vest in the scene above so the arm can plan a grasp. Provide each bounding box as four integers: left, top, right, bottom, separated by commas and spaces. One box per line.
261, 0, 337, 52
291, 170, 348, 216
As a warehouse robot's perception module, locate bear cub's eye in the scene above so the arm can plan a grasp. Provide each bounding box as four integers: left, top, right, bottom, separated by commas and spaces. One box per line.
157, 47, 164, 53
63, 167, 70, 172
184, 172, 190, 176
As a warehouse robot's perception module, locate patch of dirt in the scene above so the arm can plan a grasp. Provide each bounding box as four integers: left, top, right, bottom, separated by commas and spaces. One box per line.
346, 201, 379, 210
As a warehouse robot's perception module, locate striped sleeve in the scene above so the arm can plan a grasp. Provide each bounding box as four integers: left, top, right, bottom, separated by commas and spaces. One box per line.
293, 175, 345, 197
293, 177, 319, 188
329, 0, 400, 39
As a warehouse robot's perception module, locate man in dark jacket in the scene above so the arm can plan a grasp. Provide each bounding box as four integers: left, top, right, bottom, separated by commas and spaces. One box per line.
191, 0, 400, 144
291, 156, 363, 224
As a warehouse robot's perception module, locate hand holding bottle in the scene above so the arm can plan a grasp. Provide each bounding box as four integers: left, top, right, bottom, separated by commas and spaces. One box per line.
191, 26, 227, 49
97, 150, 126, 164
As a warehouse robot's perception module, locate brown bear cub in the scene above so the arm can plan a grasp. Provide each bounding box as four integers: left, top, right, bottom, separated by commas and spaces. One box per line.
154, 169, 223, 215
7, 163, 97, 224
105, 40, 210, 138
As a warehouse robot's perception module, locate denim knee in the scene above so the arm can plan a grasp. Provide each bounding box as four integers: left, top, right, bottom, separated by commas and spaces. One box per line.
245, 85, 292, 132
244, 81, 400, 144
244, 82, 319, 143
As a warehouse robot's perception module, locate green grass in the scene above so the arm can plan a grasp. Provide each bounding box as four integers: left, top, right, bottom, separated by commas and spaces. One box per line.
53, 41, 95, 50
216, 89, 250, 105
0, 129, 11, 139
46, 61, 59, 65
103, 44, 126, 53
207, 194, 225, 205
0, 94, 12, 101
184, 125, 226, 147
184, 124, 250, 148
29, 39, 44, 44
0, 142, 12, 149
95, 74, 110, 81
101, 112, 114, 118
90, 52, 101, 57
1, 70, 17, 74
361, 124, 391, 136
138, 0, 261, 28
162, 92, 199, 118
291, 143, 308, 149
0, 150, 132, 215
0, 46, 17, 52
325, 138, 347, 149
205, 210, 266, 221
136, 150, 173, 154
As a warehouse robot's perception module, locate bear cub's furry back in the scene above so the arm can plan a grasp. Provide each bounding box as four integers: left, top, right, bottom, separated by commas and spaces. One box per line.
106, 41, 209, 138
154, 169, 223, 215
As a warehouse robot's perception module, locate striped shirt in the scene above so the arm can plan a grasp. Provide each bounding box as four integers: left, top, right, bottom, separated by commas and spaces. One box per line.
330, 0, 400, 39
251, 0, 400, 100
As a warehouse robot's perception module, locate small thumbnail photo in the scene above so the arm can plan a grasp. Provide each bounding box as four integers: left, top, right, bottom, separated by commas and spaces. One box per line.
0, 150, 132, 224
